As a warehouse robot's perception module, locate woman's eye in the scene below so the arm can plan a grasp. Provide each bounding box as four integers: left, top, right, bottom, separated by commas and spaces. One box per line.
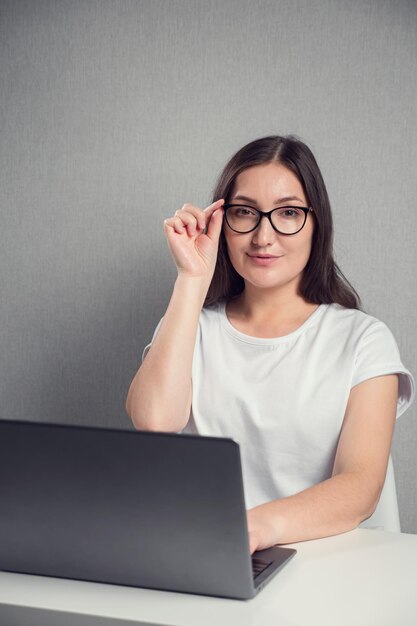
279, 208, 301, 218
236, 207, 256, 216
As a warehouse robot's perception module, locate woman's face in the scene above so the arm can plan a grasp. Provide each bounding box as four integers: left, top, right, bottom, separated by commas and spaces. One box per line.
223, 161, 314, 294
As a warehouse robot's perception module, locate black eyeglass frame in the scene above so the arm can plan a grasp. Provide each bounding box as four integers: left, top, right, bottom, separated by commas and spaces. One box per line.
223, 204, 314, 236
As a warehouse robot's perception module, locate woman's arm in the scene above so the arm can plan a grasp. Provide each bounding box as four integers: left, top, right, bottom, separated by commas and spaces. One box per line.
126, 276, 208, 432
126, 200, 224, 432
247, 374, 398, 553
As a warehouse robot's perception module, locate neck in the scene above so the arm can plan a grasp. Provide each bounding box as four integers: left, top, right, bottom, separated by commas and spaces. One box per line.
233, 281, 312, 322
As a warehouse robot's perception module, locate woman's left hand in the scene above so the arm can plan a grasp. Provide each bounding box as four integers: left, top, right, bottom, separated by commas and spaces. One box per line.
246, 507, 276, 555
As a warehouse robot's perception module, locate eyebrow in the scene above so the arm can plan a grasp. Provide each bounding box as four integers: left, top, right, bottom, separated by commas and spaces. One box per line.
232, 194, 304, 204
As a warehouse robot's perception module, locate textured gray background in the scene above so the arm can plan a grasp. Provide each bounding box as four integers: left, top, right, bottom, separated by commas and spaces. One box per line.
1, 0, 416, 532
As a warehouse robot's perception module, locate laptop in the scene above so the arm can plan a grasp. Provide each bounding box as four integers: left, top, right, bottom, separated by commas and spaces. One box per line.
0, 419, 296, 600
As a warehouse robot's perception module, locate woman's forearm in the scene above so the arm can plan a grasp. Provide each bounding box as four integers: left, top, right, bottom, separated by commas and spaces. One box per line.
126, 275, 209, 432
247, 470, 380, 552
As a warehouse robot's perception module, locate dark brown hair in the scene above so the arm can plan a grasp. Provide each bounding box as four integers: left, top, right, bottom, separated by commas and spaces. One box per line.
204, 135, 361, 310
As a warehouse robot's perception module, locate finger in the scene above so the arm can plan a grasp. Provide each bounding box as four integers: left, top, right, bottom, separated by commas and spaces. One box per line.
163, 218, 176, 233
164, 217, 177, 228
175, 200, 224, 231
176, 204, 206, 231
201, 200, 225, 234
173, 210, 201, 236
164, 218, 179, 231
164, 216, 186, 234
203, 199, 225, 217
173, 216, 187, 234
205, 207, 224, 241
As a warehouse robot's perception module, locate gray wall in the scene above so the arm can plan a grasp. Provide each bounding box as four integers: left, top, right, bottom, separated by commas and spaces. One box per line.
1, 0, 416, 531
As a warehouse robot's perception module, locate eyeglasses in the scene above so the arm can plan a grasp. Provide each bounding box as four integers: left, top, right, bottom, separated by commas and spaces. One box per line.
223, 204, 314, 235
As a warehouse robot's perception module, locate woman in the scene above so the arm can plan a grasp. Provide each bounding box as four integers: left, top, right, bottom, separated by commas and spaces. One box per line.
126, 135, 414, 554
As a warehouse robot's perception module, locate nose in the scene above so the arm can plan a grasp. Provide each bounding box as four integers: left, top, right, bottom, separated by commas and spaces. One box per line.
251, 214, 277, 247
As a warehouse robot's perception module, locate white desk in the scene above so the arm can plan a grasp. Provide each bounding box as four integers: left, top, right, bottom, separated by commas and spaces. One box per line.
1, 528, 416, 626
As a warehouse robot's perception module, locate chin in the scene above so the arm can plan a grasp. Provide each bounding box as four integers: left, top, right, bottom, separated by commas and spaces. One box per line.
242, 276, 289, 290
239, 267, 303, 291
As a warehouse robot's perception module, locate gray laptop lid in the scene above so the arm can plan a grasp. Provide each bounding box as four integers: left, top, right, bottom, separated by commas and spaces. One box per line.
0, 420, 295, 600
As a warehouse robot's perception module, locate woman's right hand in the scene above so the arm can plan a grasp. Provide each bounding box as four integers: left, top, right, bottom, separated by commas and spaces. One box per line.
163, 199, 225, 280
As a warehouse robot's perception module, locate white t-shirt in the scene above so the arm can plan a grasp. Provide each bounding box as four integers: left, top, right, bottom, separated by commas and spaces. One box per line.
143, 302, 414, 509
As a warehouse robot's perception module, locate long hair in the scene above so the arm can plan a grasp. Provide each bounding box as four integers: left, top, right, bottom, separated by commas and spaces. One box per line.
204, 135, 361, 310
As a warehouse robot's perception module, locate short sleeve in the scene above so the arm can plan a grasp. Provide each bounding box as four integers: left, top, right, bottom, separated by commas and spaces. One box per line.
141, 317, 164, 362
352, 321, 415, 418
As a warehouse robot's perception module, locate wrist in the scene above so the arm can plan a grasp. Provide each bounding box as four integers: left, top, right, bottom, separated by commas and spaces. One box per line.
247, 503, 285, 551
174, 274, 211, 305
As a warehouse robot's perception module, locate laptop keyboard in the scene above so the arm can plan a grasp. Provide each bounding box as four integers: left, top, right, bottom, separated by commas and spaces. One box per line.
251, 556, 273, 579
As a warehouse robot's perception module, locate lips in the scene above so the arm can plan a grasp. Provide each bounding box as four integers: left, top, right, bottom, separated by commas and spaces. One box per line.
246, 252, 282, 259
247, 253, 282, 266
